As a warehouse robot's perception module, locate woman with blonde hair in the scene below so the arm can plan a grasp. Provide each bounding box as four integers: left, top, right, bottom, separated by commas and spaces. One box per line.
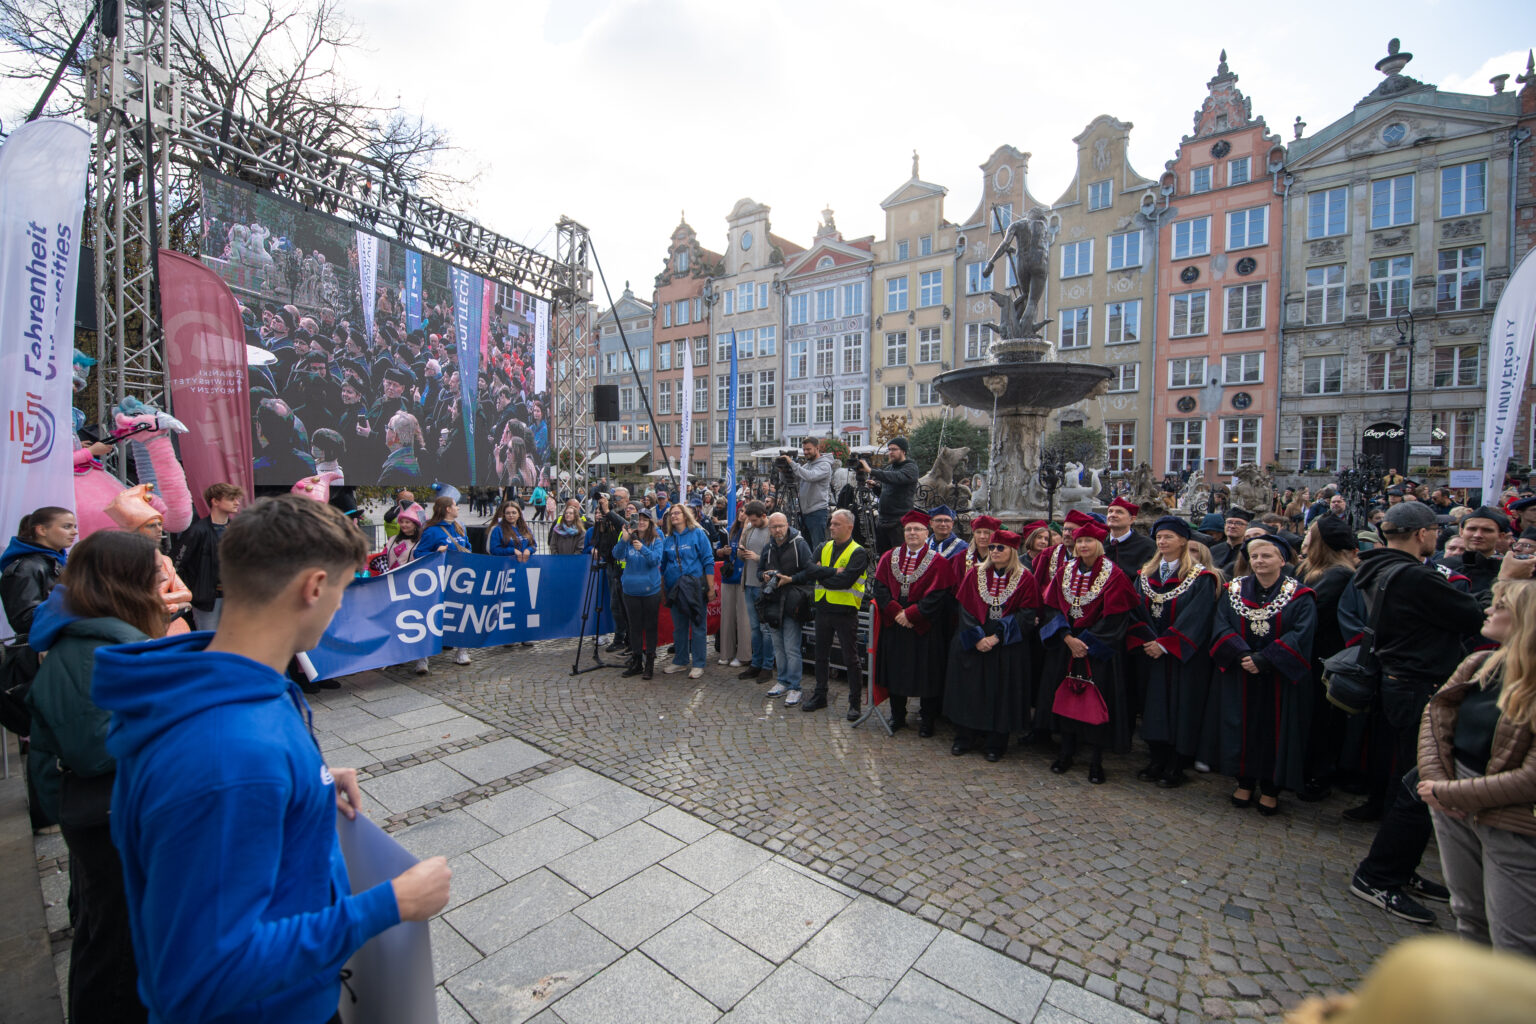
660, 503, 717, 678
1417, 579, 1536, 955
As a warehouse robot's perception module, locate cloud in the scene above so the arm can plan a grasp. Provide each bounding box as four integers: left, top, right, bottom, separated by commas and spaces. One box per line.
1437, 49, 1528, 95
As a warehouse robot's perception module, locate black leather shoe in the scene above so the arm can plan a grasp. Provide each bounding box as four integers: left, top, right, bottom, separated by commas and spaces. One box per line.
1136, 763, 1161, 783
1343, 801, 1383, 823
317, 678, 341, 689
1157, 770, 1186, 789
984, 750, 1002, 763
1050, 757, 1072, 774
605, 641, 626, 653
801, 694, 828, 712
1231, 790, 1255, 809
890, 717, 907, 732
951, 740, 970, 756
918, 720, 935, 738
737, 666, 761, 680
846, 706, 861, 722
1297, 782, 1332, 803
1256, 797, 1281, 817
1088, 763, 1106, 785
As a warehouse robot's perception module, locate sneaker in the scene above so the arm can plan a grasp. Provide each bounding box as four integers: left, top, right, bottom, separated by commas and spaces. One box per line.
412, 658, 429, 675
766, 683, 788, 697
784, 690, 802, 706
1193, 760, 1212, 774
664, 663, 688, 674
729, 659, 743, 667
1408, 874, 1451, 903
455, 650, 471, 665
1349, 876, 1436, 925
688, 667, 704, 679
718, 658, 729, 665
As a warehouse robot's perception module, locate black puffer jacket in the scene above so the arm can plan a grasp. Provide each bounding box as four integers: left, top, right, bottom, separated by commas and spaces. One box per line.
871, 457, 920, 524
1, 540, 64, 641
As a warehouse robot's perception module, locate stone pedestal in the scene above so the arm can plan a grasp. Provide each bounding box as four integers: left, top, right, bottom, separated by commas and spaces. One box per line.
990, 406, 1051, 519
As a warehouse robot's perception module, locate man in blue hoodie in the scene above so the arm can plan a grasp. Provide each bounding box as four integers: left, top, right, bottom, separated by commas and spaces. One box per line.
94, 495, 452, 1024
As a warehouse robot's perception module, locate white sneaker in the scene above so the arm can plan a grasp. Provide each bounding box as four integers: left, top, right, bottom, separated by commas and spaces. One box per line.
455, 650, 471, 665
664, 663, 688, 674
784, 690, 802, 706
1194, 760, 1211, 774
718, 658, 729, 665
688, 667, 704, 679
766, 683, 788, 697
729, 659, 744, 667
412, 658, 429, 675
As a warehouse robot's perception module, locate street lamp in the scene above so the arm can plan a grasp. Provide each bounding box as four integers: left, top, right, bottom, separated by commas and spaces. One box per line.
1395, 308, 1416, 464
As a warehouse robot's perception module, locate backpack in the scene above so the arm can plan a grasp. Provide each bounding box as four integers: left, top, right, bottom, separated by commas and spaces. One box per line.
1322, 562, 1410, 714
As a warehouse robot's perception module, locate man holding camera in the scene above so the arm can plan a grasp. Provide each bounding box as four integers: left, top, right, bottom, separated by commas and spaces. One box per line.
784, 438, 835, 551
589, 487, 631, 652
759, 512, 816, 704
862, 437, 920, 554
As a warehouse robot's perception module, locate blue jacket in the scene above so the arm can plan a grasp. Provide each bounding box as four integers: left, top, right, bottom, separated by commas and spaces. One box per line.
613, 536, 663, 596
92, 634, 400, 1024
416, 521, 470, 556
487, 522, 534, 556
661, 527, 715, 589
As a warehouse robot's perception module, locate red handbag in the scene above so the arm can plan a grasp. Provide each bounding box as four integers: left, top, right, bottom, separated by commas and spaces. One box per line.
1052, 658, 1109, 726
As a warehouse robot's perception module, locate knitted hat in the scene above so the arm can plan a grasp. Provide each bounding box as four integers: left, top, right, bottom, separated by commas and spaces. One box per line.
888, 436, 909, 453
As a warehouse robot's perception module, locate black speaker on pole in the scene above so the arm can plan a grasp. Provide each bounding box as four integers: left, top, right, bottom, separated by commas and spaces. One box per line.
593, 384, 620, 422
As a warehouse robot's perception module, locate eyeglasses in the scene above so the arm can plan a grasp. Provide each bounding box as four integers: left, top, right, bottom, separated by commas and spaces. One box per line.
989, 544, 1008, 552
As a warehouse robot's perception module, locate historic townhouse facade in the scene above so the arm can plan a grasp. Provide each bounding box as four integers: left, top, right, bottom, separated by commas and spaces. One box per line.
1047, 116, 1157, 474
591, 286, 654, 474
1152, 54, 1286, 482
872, 155, 958, 438
779, 207, 874, 449
1277, 41, 1521, 481
705, 199, 801, 477
650, 218, 719, 484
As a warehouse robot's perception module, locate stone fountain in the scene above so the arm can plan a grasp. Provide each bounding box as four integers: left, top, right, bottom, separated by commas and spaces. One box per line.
934, 207, 1112, 519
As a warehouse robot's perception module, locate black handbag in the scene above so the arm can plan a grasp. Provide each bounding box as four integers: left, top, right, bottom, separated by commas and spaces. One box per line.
59, 769, 116, 829
1322, 563, 1408, 715
0, 643, 40, 735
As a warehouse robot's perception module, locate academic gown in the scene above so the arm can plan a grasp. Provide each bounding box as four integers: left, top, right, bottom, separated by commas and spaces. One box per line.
1104, 530, 1156, 580
1211, 574, 1317, 792
944, 565, 1041, 736
1036, 557, 1141, 751
1127, 566, 1219, 759
1031, 543, 1071, 595
870, 545, 957, 701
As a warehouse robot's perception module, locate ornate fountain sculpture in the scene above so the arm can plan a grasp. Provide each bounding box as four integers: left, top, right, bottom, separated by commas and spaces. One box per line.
934, 208, 1112, 518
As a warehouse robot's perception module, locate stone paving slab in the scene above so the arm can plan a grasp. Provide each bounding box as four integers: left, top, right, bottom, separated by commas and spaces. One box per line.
392, 809, 500, 861
465, 785, 566, 836
547, 821, 684, 896
695, 861, 852, 964
445, 868, 587, 955
573, 864, 709, 949
868, 972, 1012, 1024
551, 950, 720, 1024
913, 928, 1051, 1023
444, 913, 621, 1024
474, 818, 593, 883
443, 735, 552, 784
557, 786, 663, 838
359, 760, 473, 815
717, 961, 874, 1024
661, 829, 773, 893
795, 895, 939, 1004
639, 914, 775, 1011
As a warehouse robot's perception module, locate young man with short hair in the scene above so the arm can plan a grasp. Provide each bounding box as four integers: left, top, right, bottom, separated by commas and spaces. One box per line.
96, 496, 452, 1024
172, 482, 244, 631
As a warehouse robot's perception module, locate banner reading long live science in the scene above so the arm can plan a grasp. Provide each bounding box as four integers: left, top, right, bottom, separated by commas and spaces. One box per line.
306, 551, 613, 679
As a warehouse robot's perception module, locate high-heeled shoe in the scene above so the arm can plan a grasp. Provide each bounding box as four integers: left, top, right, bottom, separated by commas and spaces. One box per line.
1087, 763, 1106, 785
1231, 789, 1255, 809
1050, 757, 1073, 775
1256, 797, 1281, 817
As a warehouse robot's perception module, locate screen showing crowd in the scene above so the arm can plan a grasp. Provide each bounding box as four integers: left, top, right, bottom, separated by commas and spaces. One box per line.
198, 170, 553, 491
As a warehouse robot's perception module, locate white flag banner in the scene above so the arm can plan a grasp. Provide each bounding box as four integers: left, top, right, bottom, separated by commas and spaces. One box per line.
355, 230, 378, 345
679, 345, 692, 505
1482, 247, 1536, 497
534, 297, 549, 395
0, 120, 90, 641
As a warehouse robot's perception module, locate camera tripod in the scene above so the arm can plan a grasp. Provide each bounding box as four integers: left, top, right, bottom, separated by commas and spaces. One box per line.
570, 548, 612, 676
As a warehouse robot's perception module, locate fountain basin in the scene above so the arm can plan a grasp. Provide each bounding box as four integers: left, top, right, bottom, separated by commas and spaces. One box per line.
933, 362, 1113, 412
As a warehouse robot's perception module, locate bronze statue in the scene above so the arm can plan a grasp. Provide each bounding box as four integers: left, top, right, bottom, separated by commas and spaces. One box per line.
982, 207, 1055, 339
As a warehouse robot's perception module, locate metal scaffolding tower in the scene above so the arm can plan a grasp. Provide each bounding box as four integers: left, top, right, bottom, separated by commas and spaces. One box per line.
553, 218, 594, 494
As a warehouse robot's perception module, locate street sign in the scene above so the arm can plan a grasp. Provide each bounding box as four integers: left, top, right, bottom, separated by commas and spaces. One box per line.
1409, 444, 1442, 456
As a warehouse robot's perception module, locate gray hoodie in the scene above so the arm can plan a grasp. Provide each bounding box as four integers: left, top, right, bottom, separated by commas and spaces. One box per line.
791, 453, 835, 513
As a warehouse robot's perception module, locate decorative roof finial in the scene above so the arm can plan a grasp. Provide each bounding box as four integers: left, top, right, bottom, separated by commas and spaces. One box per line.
912, 149, 919, 179
1375, 38, 1413, 77
1217, 49, 1229, 75
1491, 74, 1510, 94
1293, 115, 1306, 140
1518, 50, 1535, 87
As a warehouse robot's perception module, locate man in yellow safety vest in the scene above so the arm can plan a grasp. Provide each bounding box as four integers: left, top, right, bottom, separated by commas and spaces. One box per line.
803, 508, 872, 719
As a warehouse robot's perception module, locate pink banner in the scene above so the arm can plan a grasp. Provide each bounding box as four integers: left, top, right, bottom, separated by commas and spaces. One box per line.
161, 249, 256, 515
480, 278, 495, 361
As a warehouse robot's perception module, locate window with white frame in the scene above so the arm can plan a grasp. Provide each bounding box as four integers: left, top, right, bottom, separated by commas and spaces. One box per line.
1108, 362, 1139, 393
674, 340, 688, 367
1226, 207, 1268, 250
814, 391, 833, 424
1299, 415, 1339, 471
676, 299, 690, 326
788, 393, 808, 425
1167, 420, 1204, 473
759, 325, 776, 356
1222, 352, 1264, 385
917, 326, 942, 362
886, 277, 908, 312
758, 415, 776, 441
693, 419, 707, 445
1441, 162, 1487, 218
789, 293, 809, 325
841, 333, 863, 374
716, 420, 729, 445
1305, 265, 1345, 325
1168, 355, 1206, 388
1307, 186, 1348, 238
1059, 307, 1091, 349
788, 339, 807, 379
885, 331, 908, 366
1224, 283, 1265, 331
716, 374, 730, 410
1190, 166, 1213, 193
658, 343, 671, 371
1088, 179, 1112, 210
635, 348, 651, 373
1433, 345, 1480, 388
842, 388, 863, 423
917, 270, 942, 308
965, 322, 994, 361
1170, 291, 1209, 337
655, 422, 670, 447
815, 287, 836, 322
896, 240, 909, 261
738, 371, 755, 408
737, 282, 755, 313
817, 256, 834, 270
1219, 417, 1260, 473
1061, 240, 1093, 278
758, 370, 775, 408
1105, 422, 1137, 472
1302, 355, 1343, 395
966, 262, 993, 295
693, 376, 708, 412
716, 333, 733, 362
1107, 230, 1141, 270
1228, 156, 1251, 186
693, 336, 708, 367
662, 303, 672, 328
758, 283, 769, 309
619, 425, 631, 442
656, 379, 672, 415
1106, 300, 1141, 344
676, 250, 689, 273
738, 328, 755, 359
722, 290, 734, 316
1172, 217, 1211, 259
1368, 256, 1412, 319
884, 384, 906, 408
1430, 410, 1478, 467
814, 337, 835, 377
620, 387, 635, 412
919, 235, 933, 256
1436, 246, 1483, 312
917, 382, 941, 406
606, 423, 618, 442
1370, 174, 1415, 229
1366, 349, 1408, 391
841, 282, 864, 316
991, 203, 1013, 233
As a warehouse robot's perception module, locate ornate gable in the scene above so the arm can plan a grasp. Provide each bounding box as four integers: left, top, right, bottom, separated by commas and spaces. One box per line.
1186, 51, 1262, 142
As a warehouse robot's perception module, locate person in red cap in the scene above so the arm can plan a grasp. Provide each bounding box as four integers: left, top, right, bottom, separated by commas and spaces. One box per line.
950, 514, 1001, 579
870, 510, 957, 736
1036, 517, 1140, 783
1033, 509, 1093, 595
946, 529, 1042, 762
1126, 516, 1220, 788
1104, 497, 1155, 579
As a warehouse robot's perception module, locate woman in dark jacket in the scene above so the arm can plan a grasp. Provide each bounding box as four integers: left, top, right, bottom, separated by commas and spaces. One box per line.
25, 530, 164, 1023
549, 503, 587, 555
1297, 517, 1359, 800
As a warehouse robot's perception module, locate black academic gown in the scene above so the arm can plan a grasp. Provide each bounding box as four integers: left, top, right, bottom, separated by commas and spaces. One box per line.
945, 566, 1041, 737
870, 546, 956, 701
1128, 566, 1219, 760
1212, 574, 1317, 792
1104, 530, 1155, 580
1036, 558, 1141, 752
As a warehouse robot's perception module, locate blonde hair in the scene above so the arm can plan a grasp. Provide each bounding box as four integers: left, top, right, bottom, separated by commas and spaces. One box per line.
1476, 580, 1536, 729
987, 545, 1023, 577
1139, 536, 1197, 580
663, 503, 699, 536
1299, 521, 1360, 583
1188, 540, 1226, 584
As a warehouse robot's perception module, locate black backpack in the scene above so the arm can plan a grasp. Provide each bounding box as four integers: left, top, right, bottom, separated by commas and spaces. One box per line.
1322, 562, 1410, 714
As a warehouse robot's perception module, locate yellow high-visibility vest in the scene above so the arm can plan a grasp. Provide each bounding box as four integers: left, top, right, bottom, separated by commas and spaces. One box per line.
814, 539, 866, 608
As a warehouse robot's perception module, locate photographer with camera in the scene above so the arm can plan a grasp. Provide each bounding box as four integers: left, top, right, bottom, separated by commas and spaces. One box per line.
781, 438, 835, 550
758, 512, 816, 704
613, 513, 663, 678
587, 487, 632, 654
861, 437, 921, 554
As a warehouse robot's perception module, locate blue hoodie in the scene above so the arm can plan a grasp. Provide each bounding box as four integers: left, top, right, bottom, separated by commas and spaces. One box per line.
92, 633, 399, 1024
0, 535, 66, 573
613, 535, 662, 596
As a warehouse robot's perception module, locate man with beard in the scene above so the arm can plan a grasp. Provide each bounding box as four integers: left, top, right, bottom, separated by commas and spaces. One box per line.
862, 437, 920, 554
1208, 507, 1253, 573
